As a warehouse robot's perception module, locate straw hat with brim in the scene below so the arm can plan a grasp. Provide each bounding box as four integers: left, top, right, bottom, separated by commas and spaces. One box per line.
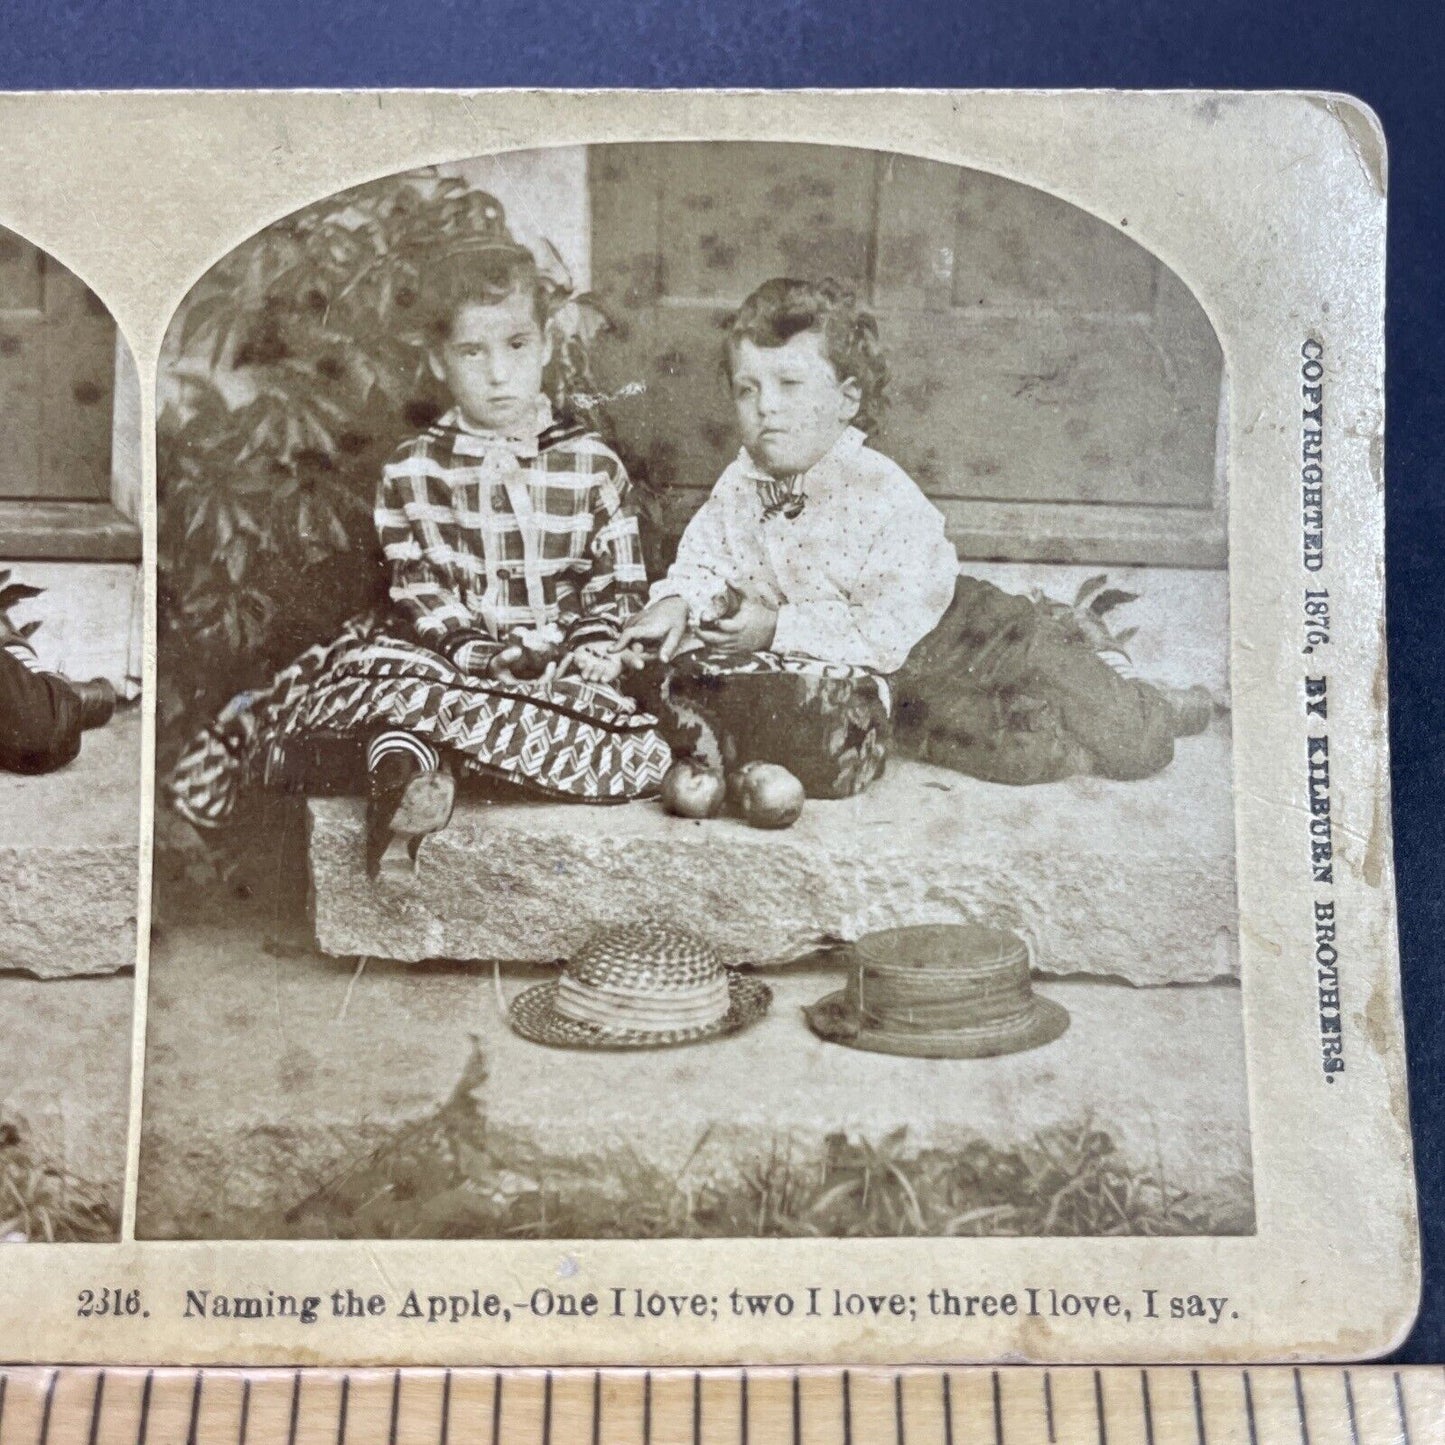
805, 924, 1069, 1060
509, 923, 772, 1051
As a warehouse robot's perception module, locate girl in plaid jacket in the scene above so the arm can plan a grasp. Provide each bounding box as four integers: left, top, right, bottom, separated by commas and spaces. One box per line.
170, 240, 672, 877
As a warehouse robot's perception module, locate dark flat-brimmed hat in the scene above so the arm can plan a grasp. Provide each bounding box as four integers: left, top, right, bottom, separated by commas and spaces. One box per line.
509, 923, 772, 1051
804, 924, 1069, 1060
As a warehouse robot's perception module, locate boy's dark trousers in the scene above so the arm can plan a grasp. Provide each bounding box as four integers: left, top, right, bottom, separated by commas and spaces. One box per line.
893, 576, 1179, 786
0, 646, 84, 775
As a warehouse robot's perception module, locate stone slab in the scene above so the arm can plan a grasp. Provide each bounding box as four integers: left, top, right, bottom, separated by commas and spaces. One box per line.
309, 729, 1237, 986
136, 911, 1251, 1239
0, 707, 141, 977
0, 969, 133, 1209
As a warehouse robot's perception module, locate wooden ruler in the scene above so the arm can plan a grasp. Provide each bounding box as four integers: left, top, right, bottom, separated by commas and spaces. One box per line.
0, 1366, 1439, 1444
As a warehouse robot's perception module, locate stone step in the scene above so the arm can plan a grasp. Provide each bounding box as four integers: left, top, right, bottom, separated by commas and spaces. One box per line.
308, 730, 1237, 987
0, 969, 132, 1210
0, 707, 141, 978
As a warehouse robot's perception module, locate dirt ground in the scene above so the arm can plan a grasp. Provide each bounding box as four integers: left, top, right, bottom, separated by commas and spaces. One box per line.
136, 855, 1253, 1239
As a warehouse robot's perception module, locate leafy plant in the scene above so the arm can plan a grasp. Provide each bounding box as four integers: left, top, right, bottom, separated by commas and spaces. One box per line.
0, 570, 43, 646
156, 170, 646, 766
0, 1121, 118, 1243
245, 1040, 1253, 1242
1032, 572, 1141, 660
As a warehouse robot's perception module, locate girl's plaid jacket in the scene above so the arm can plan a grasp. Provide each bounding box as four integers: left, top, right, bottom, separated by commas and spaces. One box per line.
374, 403, 648, 671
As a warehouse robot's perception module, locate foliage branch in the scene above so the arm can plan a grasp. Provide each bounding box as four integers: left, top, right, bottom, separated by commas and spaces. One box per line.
157, 171, 639, 761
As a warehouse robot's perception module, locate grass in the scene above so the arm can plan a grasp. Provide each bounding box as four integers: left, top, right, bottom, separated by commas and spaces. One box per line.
272, 1042, 1254, 1241
0, 1122, 119, 1243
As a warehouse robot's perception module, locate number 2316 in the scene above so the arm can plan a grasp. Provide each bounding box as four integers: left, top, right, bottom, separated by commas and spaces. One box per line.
77, 1288, 143, 1317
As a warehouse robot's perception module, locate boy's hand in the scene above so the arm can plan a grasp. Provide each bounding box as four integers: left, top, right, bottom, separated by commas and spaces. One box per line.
614, 596, 691, 663
698, 594, 777, 654
560, 642, 626, 686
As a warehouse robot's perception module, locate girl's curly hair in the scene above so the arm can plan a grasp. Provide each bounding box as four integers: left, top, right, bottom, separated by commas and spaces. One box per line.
420, 239, 558, 340
722, 277, 890, 436
420, 239, 608, 431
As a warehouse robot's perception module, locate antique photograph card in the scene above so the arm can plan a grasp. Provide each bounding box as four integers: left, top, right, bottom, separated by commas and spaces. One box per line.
0, 89, 1415, 1365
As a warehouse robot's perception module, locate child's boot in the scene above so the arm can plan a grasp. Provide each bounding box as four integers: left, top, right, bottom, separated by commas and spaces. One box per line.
72, 677, 117, 731
365, 732, 455, 880
1161, 684, 1215, 738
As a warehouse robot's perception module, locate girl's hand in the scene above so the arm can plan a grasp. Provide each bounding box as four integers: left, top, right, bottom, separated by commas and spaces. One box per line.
698, 594, 777, 654
487, 645, 528, 685
563, 643, 625, 685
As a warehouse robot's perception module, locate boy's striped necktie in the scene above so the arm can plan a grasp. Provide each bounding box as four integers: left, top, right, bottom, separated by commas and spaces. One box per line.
754, 469, 807, 521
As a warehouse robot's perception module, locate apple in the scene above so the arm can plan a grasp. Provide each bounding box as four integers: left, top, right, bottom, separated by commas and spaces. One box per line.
660, 758, 727, 819
699, 582, 744, 626
731, 761, 806, 830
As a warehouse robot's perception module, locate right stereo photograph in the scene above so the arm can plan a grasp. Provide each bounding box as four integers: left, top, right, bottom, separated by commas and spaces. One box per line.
137, 138, 1248, 1245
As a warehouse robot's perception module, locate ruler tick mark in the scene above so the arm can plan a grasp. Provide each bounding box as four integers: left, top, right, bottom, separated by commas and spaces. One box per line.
992, 1370, 1003, 1445
1140, 1371, 1155, 1445
387, 1370, 400, 1445
792, 1373, 800, 1445
542, 1372, 552, 1445
1394, 1371, 1412, 1445
439, 1371, 451, 1445
941, 1374, 954, 1445
238, 1380, 251, 1445
37, 1369, 57, 1445
590, 1371, 600, 1445
842, 1370, 852, 1445
740, 1370, 748, 1445
894, 1373, 905, 1445
286, 1372, 301, 1445
336, 1375, 350, 1445
1094, 1369, 1108, 1445
86, 1371, 106, 1445
490, 1372, 502, 1445
1343, 1371, 1360, 1445
1191, 1369, 1207, 1445
186, 1371, 203, 1445
136, 1372, 154, 1445
641, 1372, 649, 1445
1243, 1371, 1258, 1445
692, 1372, 701, 1445
1043, 1371, 1056, 1444
1293, 1367, 1311, 1445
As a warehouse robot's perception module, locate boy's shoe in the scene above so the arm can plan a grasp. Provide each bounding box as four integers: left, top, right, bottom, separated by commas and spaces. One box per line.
1161, 684, 1215, 738
365, 754, 456, 880
73, 678, 117, 730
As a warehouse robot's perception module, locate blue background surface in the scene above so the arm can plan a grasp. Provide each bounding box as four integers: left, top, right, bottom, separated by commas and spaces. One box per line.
0, 0, 1438, 1362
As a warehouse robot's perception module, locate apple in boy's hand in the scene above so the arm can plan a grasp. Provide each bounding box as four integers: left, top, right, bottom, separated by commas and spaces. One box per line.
699, 583, 743, 627
660, 758, 727, 819
730, 761, 806, 830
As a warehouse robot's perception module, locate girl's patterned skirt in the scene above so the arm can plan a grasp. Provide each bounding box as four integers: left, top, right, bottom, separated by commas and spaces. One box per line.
168, 615, 673, 829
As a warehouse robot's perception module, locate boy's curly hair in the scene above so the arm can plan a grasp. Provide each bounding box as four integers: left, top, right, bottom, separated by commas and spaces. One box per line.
723, 277, 889, 436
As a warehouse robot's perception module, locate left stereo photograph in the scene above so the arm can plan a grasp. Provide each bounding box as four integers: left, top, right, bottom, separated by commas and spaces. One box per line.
0, 224, 142, 1243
